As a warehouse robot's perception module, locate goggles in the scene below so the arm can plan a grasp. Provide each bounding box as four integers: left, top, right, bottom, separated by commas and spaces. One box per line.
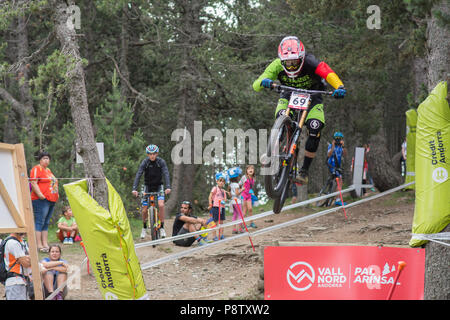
282, 58, 302, 70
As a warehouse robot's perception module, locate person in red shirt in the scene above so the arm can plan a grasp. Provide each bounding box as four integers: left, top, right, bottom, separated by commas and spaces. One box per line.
30, 151, 59, 252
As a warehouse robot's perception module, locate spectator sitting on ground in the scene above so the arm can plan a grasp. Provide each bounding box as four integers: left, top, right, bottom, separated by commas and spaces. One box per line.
57, 206, 79, 244
40, 244, 69, 300
172, 201, 208, 247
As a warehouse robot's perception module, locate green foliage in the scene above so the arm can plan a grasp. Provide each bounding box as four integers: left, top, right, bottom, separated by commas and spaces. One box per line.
94, 70, 146, 211
0, 0, 434, 213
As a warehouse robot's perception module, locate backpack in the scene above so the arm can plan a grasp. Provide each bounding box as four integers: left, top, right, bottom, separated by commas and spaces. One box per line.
0, 236, 20, 285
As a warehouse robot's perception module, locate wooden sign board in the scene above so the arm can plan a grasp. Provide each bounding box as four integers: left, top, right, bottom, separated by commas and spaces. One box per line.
0, 143, 43, 300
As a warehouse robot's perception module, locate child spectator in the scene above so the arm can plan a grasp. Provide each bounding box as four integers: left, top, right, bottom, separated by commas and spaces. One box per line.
40, 244, 68, 300
239, 165, 257, 228
208, 173, 227, 241
227, 167, 244, 234
57, 206, 79, 244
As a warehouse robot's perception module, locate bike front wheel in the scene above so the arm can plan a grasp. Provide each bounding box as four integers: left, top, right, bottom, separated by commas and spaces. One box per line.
264, 115, 293, 199
149, 206, 160, 243
273, 180, 291, 214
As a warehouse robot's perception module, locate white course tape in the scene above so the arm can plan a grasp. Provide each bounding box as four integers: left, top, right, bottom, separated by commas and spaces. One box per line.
135, 184, 376, 249
140, 182, 412, 271
411, 232, 450, 247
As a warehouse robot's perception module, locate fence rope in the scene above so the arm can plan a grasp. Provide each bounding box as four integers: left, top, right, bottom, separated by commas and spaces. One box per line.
140, 182, 413, 271
135, 184, 373, 249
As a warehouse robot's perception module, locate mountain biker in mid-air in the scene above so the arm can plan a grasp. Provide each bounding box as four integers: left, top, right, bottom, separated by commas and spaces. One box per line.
132, 144, 171, 239
253, 35, 347, 184
327, 131, 347, 205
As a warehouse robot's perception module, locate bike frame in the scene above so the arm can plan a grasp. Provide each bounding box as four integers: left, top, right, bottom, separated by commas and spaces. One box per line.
273, 83, 333, 176
266, 83, 333, 213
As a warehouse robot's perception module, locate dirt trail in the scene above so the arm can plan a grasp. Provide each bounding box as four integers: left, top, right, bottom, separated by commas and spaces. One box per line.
1, 190, 416, 300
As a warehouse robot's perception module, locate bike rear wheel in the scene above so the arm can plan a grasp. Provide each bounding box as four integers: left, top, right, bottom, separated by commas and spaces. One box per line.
264, 115, 293, 198
315, 177, 337, 207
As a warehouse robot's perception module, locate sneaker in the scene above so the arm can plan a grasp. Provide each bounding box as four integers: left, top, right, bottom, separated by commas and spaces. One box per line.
68, 238, 74, 245
250, 222, 257, 228
197, 239, 208, 246
239, 227, 245, 233
160, 228, 166, 238
220, 235, 225, 240
140, 228, 147, 239
63, 238, 69, 244
55, 291, 63, 300
232, 229, 238, 234
295, 168, 309, 184
213, 237, 219, 241
335, 200, 347, 206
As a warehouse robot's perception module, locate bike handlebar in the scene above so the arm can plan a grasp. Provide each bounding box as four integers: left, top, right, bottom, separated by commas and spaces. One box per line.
271, 83, 333, 95
140, 192, 161, 196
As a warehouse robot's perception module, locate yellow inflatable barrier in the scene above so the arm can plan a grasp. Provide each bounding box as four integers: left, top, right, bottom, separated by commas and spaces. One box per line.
410, 81, 450, 247
64, 179, 147, 299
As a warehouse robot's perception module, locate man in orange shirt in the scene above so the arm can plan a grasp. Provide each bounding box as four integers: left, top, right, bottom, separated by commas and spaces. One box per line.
30, 151, 59, 252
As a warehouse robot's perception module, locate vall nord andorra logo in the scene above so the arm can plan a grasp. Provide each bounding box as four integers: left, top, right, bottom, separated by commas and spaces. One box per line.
286, 261, 400, 291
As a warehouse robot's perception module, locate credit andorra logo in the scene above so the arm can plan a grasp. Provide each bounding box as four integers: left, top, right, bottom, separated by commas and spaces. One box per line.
286, 262, 399, 291
429, 131, 446, 166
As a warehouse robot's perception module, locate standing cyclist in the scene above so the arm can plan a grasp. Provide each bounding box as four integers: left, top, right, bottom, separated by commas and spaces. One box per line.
327, 132, 347, 205
132, 144, 171, 239
253, 36, 346, 184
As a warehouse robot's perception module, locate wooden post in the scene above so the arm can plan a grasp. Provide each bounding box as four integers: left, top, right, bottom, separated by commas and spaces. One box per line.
0, 143, 43, 300
15, 144, 43, 300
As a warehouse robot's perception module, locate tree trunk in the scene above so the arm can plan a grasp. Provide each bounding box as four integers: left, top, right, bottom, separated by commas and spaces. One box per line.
164, 0, 205, 215
164, 75, 188, 215
423, 0, 450, 300
119, 5, 131, 102
16, 13, 35, 141
424, 224, 450, 299
0, 14, 35, 147
426, 0, 450, 91
52, 0, 108, 209
413, 57, 427, 102
365, 128, 402, 192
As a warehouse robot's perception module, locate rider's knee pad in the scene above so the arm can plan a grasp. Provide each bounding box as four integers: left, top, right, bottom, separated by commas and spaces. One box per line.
305, 119, 323, 153
305, 135, 321, 153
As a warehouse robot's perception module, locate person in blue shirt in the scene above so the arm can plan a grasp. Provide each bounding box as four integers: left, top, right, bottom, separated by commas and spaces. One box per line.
327, 132, 347, 205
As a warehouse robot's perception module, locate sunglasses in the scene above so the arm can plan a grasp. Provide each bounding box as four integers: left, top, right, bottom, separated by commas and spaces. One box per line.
181, 201, 192, 209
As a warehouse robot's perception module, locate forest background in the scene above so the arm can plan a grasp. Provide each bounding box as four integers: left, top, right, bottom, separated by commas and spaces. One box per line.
0, 0, 448, 217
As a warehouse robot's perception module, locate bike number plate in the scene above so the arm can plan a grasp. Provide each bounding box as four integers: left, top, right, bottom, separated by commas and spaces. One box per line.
288, 92, 310, 110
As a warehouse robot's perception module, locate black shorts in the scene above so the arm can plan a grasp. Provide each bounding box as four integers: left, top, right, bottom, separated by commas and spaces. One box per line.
210, 206, 225, 222
173, 227, 196, 247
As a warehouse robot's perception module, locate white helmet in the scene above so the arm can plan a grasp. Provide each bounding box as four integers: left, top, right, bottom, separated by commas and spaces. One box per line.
278, 36, 305, 78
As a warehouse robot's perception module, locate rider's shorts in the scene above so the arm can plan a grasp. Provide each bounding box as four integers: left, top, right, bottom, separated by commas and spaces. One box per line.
275, 91, 325, 124
141, 184, 165, 206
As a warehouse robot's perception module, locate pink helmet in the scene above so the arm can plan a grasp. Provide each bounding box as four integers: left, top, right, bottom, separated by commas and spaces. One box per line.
278, 36, 305, 78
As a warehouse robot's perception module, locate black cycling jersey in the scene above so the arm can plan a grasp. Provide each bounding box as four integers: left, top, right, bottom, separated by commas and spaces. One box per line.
132, 157, 171, 192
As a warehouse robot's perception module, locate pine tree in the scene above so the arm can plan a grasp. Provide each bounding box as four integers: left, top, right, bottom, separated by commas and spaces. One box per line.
94, 70, 145, 213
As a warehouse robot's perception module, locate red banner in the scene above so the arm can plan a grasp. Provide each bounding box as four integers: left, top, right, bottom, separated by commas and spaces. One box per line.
264, 246, 425, 300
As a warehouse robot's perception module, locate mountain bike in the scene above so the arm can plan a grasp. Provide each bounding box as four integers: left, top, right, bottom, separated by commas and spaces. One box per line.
140, 191, 161, 245
315, 166, 343, 207
263, 83, 333, 214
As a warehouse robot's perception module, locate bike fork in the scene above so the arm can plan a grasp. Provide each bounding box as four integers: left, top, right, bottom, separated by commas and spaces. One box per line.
289, 109, 307, 156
